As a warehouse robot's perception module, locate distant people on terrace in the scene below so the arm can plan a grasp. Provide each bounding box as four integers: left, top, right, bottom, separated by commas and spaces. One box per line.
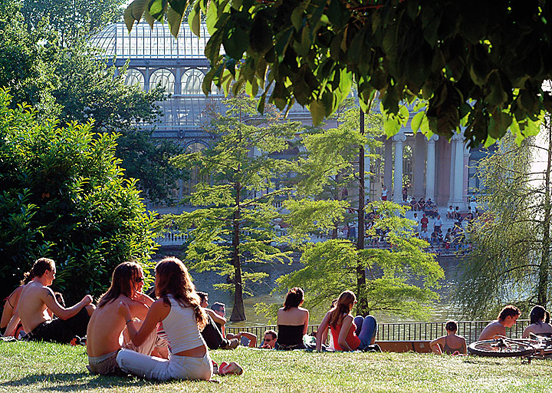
381, 186, 388, 201
316, 291, 378, 352
522, 305, 552, 338
276, 287, 309, 350
430, 320, 466, 355
479, 305, 521, 340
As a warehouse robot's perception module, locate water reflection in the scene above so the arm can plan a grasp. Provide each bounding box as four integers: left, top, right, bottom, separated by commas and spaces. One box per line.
189, 256, 463, 328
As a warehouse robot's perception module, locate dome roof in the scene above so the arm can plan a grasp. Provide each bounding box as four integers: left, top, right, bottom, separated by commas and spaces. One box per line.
90, 21, 211, 59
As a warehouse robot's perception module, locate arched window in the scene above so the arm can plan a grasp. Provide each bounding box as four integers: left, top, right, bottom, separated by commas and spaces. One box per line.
123, 69, 145, 90
150, 68, 175, 94
181, 69, 204, 95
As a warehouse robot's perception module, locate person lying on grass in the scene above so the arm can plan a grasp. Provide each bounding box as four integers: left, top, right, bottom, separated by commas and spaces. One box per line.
430, 320, 467, 355
87, 262, 165, 375
316, 291, 378, 352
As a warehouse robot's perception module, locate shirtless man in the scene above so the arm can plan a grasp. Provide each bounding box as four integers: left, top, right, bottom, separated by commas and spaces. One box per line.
478, 305, 521, 340
8, 258, 94, 343
87, 262, 159, 375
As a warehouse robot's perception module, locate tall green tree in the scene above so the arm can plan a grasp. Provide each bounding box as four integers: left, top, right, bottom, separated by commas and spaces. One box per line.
457, 121, 552, 318
166, 96, 303, 321
277, 201, 444, 319
0, 89, 157, 303
290, 103, 384, 313
0, 0, 57, 112
0, 2, 183, 205
126, 0, 549, 147
51, 46, 184, 204
22, 0, 124, 46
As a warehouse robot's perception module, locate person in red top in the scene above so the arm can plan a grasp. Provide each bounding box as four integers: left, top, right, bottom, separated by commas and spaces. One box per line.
315, 291, 377, 351
420, 214, 429, 231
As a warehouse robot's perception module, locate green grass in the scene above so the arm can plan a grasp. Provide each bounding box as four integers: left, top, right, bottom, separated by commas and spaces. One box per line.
0, 341, 551, 392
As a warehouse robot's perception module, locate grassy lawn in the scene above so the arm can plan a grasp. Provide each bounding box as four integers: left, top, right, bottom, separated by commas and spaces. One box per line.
0, 341, 550, 392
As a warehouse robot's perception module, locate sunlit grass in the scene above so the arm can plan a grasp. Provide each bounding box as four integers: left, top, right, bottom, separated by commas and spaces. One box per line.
0, 341, 550, 392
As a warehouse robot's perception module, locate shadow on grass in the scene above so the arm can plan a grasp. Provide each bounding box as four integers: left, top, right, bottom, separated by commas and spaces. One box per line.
0, 372, 164, 391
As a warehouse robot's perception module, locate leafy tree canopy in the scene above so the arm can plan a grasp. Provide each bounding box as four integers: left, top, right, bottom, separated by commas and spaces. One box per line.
126, 0, 550, 147
0, 89, 157, 303
0, 2, 183, 204
22, 0, 125, 45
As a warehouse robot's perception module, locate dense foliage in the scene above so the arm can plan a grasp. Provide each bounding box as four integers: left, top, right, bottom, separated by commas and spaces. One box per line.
165, 96, 303, 321
458, 127, 552, 318
0, 90, 157, 302
126, 0, 550, 147
0, 1, 183, 204
22, 0, 125, 46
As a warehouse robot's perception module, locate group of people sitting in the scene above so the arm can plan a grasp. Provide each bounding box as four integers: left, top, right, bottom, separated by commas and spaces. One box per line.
0, 258, 380, 382
429, 304, 552, 356
5, 257, 551, 381
408, 197, 438, 218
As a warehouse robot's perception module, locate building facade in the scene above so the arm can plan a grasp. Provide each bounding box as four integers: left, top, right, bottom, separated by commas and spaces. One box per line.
91, 21, 487, 212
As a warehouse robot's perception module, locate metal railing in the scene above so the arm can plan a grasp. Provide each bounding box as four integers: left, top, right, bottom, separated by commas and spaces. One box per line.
225, 320, 529, 345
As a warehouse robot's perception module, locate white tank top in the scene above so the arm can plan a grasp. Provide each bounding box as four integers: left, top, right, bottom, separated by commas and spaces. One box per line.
161, 295, 205, 353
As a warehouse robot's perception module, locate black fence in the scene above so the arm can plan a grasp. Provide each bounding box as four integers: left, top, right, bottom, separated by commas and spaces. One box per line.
226, 320, 529, 345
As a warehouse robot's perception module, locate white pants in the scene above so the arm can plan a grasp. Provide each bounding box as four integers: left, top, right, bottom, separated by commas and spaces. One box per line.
116, 349, 212, 381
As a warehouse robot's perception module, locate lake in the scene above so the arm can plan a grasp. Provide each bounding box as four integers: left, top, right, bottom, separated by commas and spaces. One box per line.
187, 255, 463, 328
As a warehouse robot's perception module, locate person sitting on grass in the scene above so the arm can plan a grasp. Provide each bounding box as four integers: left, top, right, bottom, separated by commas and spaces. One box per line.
1, 269, 36, 337
276, 287, 309, 350
315, 291, 378, 352
522, 305, 552, 338
5, 258, 94, 344
478, 305, 521, 340
86, 262, 163, 376
207, 301, 258, 347
260, 330, 277, 349
197, 292, 238, 350
430, 320, 466, 355
116, 257, 214, 381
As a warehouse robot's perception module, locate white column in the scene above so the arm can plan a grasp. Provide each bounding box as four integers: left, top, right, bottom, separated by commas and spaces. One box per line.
364, 144, 371, 201
426, 135, 439, 201
451, 132, 465, 208
393, 132, 406, 203
384, 138, 393, 191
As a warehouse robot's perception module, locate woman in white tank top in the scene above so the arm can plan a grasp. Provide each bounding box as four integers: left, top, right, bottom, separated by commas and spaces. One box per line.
116, 257, 212, 381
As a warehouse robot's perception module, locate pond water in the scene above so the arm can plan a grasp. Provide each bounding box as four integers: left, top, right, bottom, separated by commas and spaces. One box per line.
186, 255, 464, 328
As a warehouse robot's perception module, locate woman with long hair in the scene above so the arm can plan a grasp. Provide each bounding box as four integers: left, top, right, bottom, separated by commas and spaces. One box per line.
316, 291, 378, 351
522, 305, 552, 338
276, 287, 309, 350
116, 257, 212, 381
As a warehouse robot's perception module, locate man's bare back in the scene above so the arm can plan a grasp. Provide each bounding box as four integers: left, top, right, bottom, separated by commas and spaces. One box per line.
478, 320, 506, 340
86, 293, 151, 357
18, 281, 57, 333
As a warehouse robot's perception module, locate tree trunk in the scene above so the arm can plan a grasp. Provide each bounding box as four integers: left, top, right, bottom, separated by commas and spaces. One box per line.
230, 180, 246, 321
356, 109, 368, 314
538, 118, 552, 307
